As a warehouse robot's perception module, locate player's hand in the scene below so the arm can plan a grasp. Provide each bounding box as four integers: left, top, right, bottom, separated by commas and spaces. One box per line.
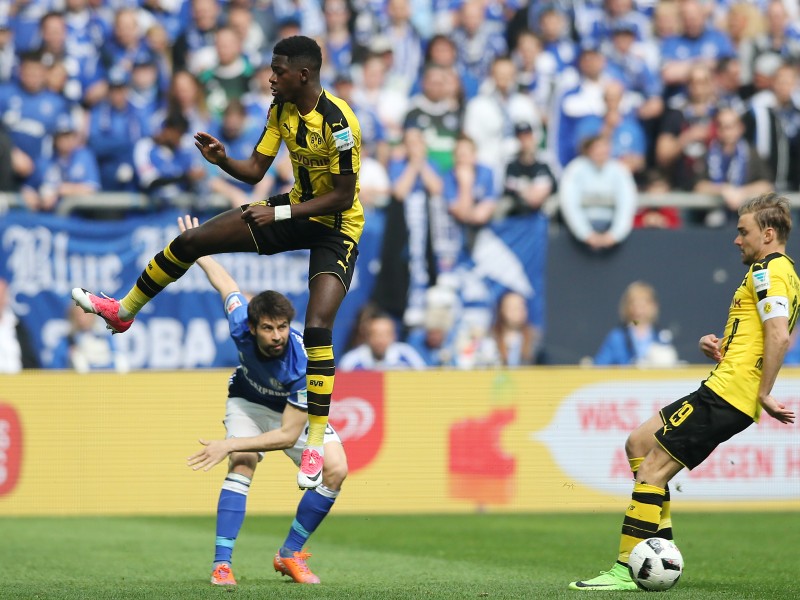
177, 214, 200, 233
194, 132, 227, 165
760, 394, 795, 424
241, 203, 275, 228
699, 334, 722, 362
187, 439, 232, 471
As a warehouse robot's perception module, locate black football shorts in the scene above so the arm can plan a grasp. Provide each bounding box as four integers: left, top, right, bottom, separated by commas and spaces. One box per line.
655, 383, 753, 470
242, 194, 359, 291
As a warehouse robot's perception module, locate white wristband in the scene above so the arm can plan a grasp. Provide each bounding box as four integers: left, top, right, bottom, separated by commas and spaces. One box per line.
274, 204, 292, 221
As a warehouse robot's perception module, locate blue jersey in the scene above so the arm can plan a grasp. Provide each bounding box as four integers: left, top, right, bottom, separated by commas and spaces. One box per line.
0, 83, 68, 163
88, 99, 147, 191
224, 292, 308, 412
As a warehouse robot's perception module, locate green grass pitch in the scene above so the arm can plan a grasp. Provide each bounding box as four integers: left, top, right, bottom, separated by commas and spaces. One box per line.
2, 512, 797, 599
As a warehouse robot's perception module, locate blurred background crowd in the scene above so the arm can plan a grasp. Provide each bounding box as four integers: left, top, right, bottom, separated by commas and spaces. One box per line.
2, 0, 800, 373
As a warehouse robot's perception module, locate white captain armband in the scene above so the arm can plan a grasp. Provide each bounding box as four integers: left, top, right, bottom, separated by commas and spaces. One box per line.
274, 204, 292, 221
757, 296, 790, 322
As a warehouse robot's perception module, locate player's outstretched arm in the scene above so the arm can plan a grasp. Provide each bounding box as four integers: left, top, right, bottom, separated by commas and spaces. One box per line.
194, 132, 274, 185
177, 215, 239, 300
187, 405, 309, 471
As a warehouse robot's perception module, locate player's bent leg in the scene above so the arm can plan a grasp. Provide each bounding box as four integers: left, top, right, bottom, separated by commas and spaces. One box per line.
569, 563, 638, 591
625, 413, 665, 460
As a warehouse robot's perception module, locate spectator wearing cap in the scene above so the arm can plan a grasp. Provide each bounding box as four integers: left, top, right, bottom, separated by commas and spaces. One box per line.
198, 25, 255, 117
606, 20, 664, 122
0, 50, 69, 182
743, 63, 800, 193
129, 48, 166, 132
500, 122, 556, 219
133, 112, 206, 208
21, 114, 101, 213
88, 67, 148, 192
464, 56, 542, 187
172, 0, 222, 74
403, 63, 462, 174
660, 0, 736, 96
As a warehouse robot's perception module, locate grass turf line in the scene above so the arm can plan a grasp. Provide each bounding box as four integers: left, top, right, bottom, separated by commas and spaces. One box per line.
1, 512, 797, 599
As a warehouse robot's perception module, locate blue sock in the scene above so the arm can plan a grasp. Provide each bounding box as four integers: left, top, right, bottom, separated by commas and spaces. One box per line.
281, 485, 338, 556
214, 473, 251, 565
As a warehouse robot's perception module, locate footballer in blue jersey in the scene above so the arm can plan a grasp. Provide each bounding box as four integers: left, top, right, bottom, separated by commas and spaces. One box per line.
179, 216, 347, 588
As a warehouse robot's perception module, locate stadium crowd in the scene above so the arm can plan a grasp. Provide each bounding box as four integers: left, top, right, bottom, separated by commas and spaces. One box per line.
2, 0, 800, 371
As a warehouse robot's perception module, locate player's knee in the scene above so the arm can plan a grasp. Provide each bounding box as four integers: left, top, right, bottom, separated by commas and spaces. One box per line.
173, 230, 202, 261
229, 451, 258, 475
322, 461, 347, 489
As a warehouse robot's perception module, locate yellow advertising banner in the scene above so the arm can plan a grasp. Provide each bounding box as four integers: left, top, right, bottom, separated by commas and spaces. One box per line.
0, 368, 798, 516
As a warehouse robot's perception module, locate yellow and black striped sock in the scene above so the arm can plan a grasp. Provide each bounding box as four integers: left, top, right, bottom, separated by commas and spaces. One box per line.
304, 327, 334, 448
119, 240, 194, 318
658, 485, 673, 540
629, 457, 673, 541
618, 482, 665, 564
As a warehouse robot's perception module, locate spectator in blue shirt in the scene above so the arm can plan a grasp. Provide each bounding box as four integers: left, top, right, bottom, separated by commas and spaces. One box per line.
339, 312, 427, 370
133, 111, 206, 208
22, 114, 101, 212
205, 99, 271, 209
660, 0, 735, 95
88, 67, 148, 192
0, 50, 69, 176
594, 281, 678, 366
443, 135, 498, 265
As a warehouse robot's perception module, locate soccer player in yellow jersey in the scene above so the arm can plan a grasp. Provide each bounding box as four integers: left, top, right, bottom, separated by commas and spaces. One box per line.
71, 36, 364, 490
570, 192, 798, 591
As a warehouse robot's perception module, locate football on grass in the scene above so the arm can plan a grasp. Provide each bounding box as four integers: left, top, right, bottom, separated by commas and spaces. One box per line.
627, 538, 684, 591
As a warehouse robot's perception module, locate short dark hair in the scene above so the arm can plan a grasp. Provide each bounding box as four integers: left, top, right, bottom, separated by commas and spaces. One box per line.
273, 35, 322, 71
247, 290, 296, 326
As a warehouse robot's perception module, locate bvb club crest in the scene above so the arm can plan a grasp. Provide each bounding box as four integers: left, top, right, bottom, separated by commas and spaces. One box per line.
308, 131, 325, 151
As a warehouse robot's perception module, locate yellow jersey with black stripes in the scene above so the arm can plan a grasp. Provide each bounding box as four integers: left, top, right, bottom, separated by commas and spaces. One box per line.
255, 90, 365, 243
705, 252, 800, 421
